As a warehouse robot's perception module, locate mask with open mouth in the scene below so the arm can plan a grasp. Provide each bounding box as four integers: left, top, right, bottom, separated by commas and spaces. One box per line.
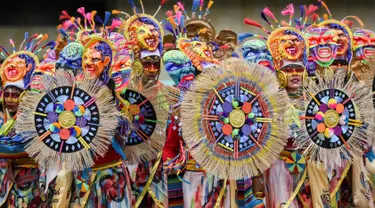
242, 39, 274, 71
319, 20, 353, 67
111, 52, 132, 94
124, 14, 164, 60
163, 50, 196, 88
305, 26, 339, 67
82, 38, 114, 84
353, 29, 375, 63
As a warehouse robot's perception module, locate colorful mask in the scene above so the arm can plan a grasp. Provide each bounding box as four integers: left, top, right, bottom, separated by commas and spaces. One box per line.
353, 29, 375, 63
213, 30, 238, 61
111, 50, 132, 94
163, 50, 196, 89
55, 42, 84, 71
1, 52, 36, 89
305, 25, 339, 67
177, 37, 219, 73
268, 28, 308, 70
241, 39, 273, 71
82, 38, 114, 84
319, 20, 353, 69
124, 14, 164, 59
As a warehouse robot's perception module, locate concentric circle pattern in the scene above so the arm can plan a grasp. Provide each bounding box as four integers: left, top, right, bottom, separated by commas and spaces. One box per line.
305, 89, 356, 149
34, 86, 100, 153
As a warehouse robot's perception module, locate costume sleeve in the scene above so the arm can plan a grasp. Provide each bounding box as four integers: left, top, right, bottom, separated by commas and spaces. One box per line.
162, 117, 182, 162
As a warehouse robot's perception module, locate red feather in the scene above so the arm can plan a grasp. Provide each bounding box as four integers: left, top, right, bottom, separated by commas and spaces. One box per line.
165, 10, 173, 17
160, 0, 167, 5
306, 4, 318, 16
244, 18, 263, 29
59, 10, 70, 20
281, 4, 294, 16
312, 13, 319, 22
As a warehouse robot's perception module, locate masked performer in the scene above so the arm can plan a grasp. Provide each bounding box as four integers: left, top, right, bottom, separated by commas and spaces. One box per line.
117, 2, 172, 207
238, 33, 274, 71
0, 33, 56, 207
243, 4, 315, 207
213, 29, 238, 61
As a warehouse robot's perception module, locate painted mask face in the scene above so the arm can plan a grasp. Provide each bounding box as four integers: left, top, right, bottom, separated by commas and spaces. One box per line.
163, 50, 196, 89
137, 24, 160, 52
213, 30, 237, 61
2, 53, 35, 84
278, 34, 303, 61
31, 62, 55, 91
242, 39, 273, 71
306, 26, 338, 67
83, 40, 112, 83
353, 29, 375, 62
111, 55, 132, 94
4, 86, 23, 113
55, 42, 83, 71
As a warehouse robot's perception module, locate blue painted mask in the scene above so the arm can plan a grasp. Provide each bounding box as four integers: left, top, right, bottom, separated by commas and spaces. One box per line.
55, 42, 84, 71
241, 39, 274, 71
163, 50, 196, 89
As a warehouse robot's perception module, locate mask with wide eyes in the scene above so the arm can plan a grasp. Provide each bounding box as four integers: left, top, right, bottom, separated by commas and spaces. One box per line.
242, 40, 274, 71
278, 34, 303, 61
191, 41, 214, 60
136, 24, 160, 52
306, 26, 339, 67
353, 29, 375, 61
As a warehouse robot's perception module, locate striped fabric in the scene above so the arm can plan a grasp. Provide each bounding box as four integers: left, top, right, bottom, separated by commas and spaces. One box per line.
167, 173, 184, 208
236, 178, 253, 207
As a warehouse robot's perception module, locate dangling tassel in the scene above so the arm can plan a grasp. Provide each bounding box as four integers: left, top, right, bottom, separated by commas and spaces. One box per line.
281, 3, 295, 26
77, 7, 87, 29
192, 0, 200, 18
244, 18, 271, 35
303, 4, 318, 26
31, 34, 48, 53
9, 39, 16, 54
263, 7, 280, 27
203, 0, 214, 19
177, 2, 190, 20
198, 0, 204, 19
19, 32, 28, 51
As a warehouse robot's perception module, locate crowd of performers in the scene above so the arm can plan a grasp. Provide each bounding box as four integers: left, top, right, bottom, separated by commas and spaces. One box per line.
1, 0, 375, 207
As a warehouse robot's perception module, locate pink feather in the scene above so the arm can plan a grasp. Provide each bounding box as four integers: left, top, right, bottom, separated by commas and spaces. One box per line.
177, 2, 185, 11
306, 4, 318, 16
312, 13, 319, 22
110, 19, 122, 30
176, 11, 182, 24
59, 10, 70, 20
281, 4, 294, 16
77, 7, 86, 17
200, 0, 204, 6
263, 7, 277, 21
62, 20, 73, 30
86, 12, 92, 24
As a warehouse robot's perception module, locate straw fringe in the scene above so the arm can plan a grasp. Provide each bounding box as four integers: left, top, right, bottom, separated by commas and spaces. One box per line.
181, 58, 289, 180
16, 70, 119, 171
297, 69, 374, 170
124, 82, 169, 164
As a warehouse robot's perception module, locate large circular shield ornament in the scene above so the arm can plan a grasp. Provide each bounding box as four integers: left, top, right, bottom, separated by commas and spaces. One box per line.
297, 70, 374, 168
181, 59, 289, 180
16, 70, 119, 170
115, 82, 169, 164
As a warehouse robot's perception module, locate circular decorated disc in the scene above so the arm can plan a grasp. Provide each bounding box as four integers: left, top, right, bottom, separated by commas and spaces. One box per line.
34, 86, 100, 153
305, 89, 355, 149
121, 89, 157, 146
181, 59, 289, 180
